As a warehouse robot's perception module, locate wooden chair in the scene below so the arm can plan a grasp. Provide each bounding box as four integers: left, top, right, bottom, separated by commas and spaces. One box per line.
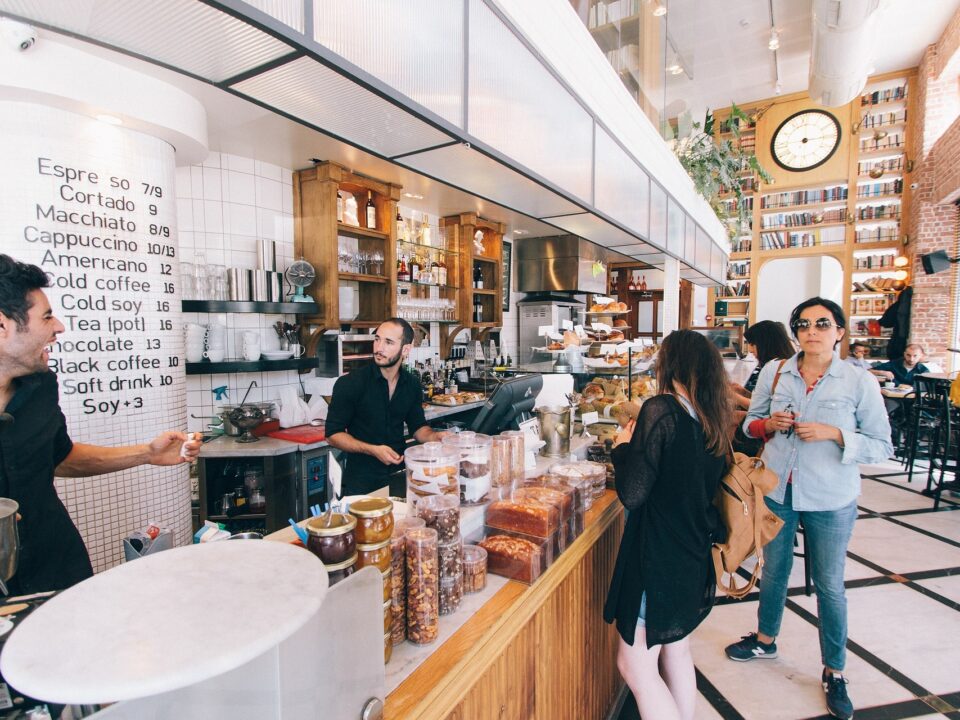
903, 375, 944, 483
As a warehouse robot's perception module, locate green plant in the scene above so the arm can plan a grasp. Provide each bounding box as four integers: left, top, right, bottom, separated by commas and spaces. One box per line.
672, 104, 771, 245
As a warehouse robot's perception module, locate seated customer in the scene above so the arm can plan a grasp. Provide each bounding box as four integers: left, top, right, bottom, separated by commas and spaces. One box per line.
870, 343, 929, 386
845, 342, 875, 370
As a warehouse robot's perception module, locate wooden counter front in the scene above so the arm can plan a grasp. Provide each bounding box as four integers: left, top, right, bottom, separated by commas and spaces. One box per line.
385, 491, 625, 720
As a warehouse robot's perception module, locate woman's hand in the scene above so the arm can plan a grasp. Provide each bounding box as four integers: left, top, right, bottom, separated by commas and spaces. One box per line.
613, 418, 636, 447
764, 411, 795, 435
794, 422, 843, 445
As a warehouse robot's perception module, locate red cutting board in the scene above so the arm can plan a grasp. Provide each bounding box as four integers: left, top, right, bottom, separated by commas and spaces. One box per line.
266, 425, 327, 443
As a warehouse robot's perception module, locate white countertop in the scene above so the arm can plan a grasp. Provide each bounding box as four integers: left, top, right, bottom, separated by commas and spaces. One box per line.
0, 541, 327, 705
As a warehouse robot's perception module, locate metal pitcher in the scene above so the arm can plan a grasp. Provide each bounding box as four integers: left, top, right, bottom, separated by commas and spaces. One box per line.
535, 406, 572, 458
0, 499, 20, 595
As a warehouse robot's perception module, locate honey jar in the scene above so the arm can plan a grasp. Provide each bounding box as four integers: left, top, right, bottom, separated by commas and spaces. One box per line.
349, 497, 395, 544
356, 538, 391, 574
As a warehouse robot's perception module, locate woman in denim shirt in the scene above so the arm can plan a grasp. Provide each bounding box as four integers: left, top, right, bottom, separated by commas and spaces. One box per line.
725, 297, 892, 720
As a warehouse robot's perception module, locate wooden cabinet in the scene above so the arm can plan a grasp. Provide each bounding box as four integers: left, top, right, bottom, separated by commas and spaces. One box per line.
293, 161, 401, 353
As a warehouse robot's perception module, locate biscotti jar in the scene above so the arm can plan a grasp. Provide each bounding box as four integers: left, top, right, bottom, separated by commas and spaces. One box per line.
349, 497, 395, 544
405, 442, 460, 501
405, 527, 439, 645
356, 538, 391, 573
442, 431, 493, 505
463, 544, 488, 593
305, 513, 356, 566
416, 493, 460, 543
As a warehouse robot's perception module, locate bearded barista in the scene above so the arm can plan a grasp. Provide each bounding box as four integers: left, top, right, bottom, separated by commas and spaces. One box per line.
325, 318, 448, 495
0, 255, 202, 593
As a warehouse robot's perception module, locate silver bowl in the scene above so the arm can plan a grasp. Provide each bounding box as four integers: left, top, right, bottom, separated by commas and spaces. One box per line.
228, 403, 273, 443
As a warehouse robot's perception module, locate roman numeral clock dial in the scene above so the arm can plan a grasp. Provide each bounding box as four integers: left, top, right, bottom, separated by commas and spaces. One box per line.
770, 109, 841, 172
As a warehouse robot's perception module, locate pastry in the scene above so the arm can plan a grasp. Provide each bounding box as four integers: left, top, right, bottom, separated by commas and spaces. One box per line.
616, 302, 628, 312
480, 534, 544, 583
432, 394, 459, 406
583, 383, 604, 401
547, 341, 564, 350
562, 330, 581, 346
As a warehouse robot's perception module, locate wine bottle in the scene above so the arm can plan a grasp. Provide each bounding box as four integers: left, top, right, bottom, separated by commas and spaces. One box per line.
398, 254, 410, 282
628, 274, 636, 291
473, 263, 483, 289
429, 255, 439, 285
336, 189, 344, 223
396, 209, 404, 240
474, 298, 483, 323
409, 253, 421, 283
365, 191, 376, 229
438, 256, 448, 286
640, 275, 648, 291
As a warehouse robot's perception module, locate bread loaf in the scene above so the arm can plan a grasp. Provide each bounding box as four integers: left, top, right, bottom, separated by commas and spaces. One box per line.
480, 534, 544, 583
485, 498, 559, 537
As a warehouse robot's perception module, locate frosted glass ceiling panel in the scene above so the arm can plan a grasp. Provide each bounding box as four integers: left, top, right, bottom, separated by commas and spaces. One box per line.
399, 143, 582, 219
540, 212, 646, 249
232, 57, 452, 158
313, 0, 463, 127
468, 0, 592, 203
649, 182, 667, 248
594, 127, 650, 242
245, 0, 303, 33
684, 217, 697, 264
0, 0, 293, 82
666, 199, 684, 258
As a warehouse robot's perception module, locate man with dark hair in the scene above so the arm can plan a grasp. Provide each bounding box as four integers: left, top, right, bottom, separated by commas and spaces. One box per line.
0, 254, 202, 593
326, 318, 447, 495
845, 342, 874, 371
870, 343, 929, 386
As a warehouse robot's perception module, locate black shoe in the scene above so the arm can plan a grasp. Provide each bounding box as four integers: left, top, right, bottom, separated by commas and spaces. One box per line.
823, 670, 854, 719
724, 632, 778, 662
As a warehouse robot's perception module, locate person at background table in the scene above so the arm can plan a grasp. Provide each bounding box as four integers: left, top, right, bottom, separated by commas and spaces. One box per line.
870, 343, 929, 386
0, 255, 202, 594
730, 320, 795, 456
604, 330, 730, 720
725, 297, 892, 720
325, 318, 448, 496
845, 342, 875, 371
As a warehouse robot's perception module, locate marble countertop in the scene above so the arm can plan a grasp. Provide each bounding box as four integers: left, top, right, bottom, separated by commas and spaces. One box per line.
0, 541, 327, 705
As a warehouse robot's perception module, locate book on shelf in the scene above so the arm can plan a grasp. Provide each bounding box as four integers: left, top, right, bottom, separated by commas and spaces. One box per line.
733, 238, 752, 253
852, 296, 893, 315
760, 208, 846, 229
858, 157, 904, 175
856, 179, 903, 197
588, 0, 641, 28
855, 227, 899, 243
717, 281, 751, 298
760, 185, 847, 209
856, 204, 900, 221
852, 277, 899, 292
860, 85, 907, 106
859, 109, 908, 128
859, 133, 904, 153
853, 253, 896, 270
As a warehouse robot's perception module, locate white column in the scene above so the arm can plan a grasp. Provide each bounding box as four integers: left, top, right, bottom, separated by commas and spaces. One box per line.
661, 256, 680, 335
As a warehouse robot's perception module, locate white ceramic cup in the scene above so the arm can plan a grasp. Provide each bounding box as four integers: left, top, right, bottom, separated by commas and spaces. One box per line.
204, 346, 225, 362
186, 343, 205, 363
289, 343, 305, 359
242, 342, 261, 362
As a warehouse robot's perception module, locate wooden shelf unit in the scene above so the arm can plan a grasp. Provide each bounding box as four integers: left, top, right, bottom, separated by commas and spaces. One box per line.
708, 72, 915, 345
293, 161, 401, 355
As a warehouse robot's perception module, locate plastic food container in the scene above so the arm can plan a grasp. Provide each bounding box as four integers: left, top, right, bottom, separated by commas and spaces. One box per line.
349, 497, 395, 544
405, 442, 460, 500
485, 498, 560, 538
416, 493, 461, 543
325, 553, 357, 586
356, 538, 391, 573
549, 461, 605, 506
442, 431, 494, 505
489, 435, 514, 500
405, 527, 439, 645
305, 513, 357, 565
438, 536, 463, 581
479, 531, 549, 584
512, 486, 572, 552
463, 544, 488, 593
439, 573, 463, 615
499, 430, 526, 482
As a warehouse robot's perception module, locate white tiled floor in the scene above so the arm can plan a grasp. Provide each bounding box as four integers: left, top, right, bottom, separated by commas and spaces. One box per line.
617, 458, 960, 719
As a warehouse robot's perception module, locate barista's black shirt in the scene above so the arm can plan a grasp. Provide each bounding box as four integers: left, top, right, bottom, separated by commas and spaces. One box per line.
325, 363, 428, 493
0, 372, 92, 593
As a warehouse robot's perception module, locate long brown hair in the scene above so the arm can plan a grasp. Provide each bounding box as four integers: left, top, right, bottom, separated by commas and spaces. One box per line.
655, 330, 731, 456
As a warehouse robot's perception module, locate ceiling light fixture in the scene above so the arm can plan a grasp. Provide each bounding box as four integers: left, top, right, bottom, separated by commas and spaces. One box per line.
95, 114, 123, 125
768, 29, 780, 51
402, 192, 424, 200
513, 229, 529, 235
667, 64, 683, 75
652, 3, 667, 17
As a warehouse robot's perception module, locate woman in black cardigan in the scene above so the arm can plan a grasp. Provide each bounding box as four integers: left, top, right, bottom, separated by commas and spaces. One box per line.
604, 330, 730, 720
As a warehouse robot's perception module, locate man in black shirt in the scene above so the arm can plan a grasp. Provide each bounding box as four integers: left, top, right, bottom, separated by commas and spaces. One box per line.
326, 318, 447, 495
0, 255, 202, 593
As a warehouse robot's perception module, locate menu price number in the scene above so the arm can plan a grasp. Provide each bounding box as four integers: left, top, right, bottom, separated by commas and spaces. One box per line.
147, 242, 175, 258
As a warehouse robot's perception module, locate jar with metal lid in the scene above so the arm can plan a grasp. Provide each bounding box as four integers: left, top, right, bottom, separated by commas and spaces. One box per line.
356, 538, 392, 574
405, 442, 460, 501
442, 432, 493, 505
305, 513, 357, 565
325, 553, 357, 586
349, 497, 395, 544
380, 568, 392, 602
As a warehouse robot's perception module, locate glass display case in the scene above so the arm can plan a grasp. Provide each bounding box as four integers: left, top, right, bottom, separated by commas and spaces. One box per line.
690, 326, 745, 358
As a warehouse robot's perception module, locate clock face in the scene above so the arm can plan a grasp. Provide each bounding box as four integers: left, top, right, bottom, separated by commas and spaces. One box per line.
770, 109, 841, 172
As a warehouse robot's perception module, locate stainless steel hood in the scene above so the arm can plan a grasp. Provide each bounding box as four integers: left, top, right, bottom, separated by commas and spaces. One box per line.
516, 235, 625, 294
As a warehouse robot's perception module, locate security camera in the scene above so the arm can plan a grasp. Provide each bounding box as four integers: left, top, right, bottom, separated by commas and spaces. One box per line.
910, 182, 919, 190
1, 19, 37, 52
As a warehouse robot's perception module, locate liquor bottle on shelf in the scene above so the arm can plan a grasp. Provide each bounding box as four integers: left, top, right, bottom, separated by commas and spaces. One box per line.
438, 256, 448, 286
428, 255, 439, 285
473, 263, 483, 289
396, 209, 404, 240
473, 298, 483, 323
398, 254, 411, 282
627, 274, 636, 291
639, 275, 648, 292
421, 214, 432, 247
409, 253, 421, 283
336, 189, 344, 223
365, 191, 376, 229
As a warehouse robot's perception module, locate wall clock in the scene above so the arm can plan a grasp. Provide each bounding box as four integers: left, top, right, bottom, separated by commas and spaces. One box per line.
770, 109, 841, 172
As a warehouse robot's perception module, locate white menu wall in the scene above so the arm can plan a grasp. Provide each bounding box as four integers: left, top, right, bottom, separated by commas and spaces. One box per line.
0, 102, 190, 572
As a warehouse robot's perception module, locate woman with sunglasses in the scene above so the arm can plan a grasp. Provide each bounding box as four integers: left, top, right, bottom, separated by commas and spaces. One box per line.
724, 297, 891, 720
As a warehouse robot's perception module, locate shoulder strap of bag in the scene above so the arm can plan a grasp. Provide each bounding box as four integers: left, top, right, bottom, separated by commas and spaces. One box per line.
769, 359, 788, 395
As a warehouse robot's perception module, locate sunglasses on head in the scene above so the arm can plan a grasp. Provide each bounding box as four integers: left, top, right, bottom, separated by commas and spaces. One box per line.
792, 317, 836, 332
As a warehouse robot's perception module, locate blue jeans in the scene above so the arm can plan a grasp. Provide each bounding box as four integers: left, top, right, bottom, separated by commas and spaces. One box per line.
757, 484, 858, 671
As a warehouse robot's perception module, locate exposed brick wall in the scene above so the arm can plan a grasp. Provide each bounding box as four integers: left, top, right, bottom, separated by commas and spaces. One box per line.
906, 4, 960, 369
